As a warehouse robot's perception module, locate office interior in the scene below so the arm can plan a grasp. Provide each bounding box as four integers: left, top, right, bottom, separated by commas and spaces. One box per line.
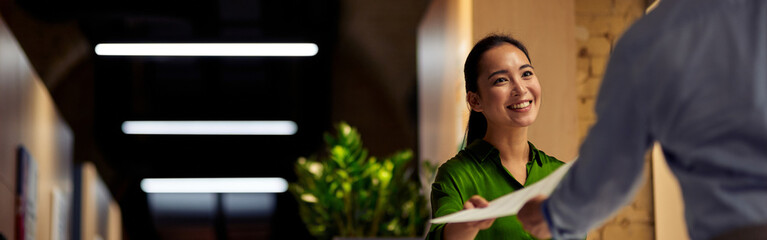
0, 0, 689, 239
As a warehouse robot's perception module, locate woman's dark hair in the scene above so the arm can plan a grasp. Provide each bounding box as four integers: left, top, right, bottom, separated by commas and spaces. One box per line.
463, 34, 531, 146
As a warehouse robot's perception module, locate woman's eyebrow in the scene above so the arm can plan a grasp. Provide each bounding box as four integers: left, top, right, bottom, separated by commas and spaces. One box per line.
519, 64, 534, 70
487, 70, 509, 80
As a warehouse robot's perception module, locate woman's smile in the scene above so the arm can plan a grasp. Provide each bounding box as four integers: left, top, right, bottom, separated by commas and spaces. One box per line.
507, 100, 533, 112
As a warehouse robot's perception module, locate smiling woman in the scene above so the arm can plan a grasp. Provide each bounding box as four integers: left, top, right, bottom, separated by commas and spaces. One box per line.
426, 35, 570, 240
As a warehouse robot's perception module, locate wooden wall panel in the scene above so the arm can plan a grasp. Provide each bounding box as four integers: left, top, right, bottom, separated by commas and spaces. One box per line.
1, 12, 74, 240
0, 184, 13, 239
0, 14, 22, 240
417, 0, 473, 178
0, 14, 21, 194
20, 78, 74, 240
108, 201, 123, 240
81, 162, 122, 240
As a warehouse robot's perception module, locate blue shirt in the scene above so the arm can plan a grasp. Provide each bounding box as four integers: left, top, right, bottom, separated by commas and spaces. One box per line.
544, 0, 767, 239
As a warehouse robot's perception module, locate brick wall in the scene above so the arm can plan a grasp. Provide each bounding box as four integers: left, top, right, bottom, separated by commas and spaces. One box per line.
575, 0, 656, 239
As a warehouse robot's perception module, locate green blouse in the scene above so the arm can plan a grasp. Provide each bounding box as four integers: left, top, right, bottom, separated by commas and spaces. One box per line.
427, 139, 565, 240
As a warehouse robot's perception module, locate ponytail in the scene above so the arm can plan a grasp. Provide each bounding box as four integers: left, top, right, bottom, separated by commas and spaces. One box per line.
465, 110, 488, 146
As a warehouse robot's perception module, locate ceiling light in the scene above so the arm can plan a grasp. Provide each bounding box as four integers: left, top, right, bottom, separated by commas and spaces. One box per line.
95, 43, 318, 56
121, 121, 297, 135
141, 178, 289, 193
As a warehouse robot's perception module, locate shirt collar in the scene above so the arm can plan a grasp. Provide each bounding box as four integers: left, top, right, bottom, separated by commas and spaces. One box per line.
466, 139, 542, 166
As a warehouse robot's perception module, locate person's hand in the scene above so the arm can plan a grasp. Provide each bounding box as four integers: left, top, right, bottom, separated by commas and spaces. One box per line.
518, 195, 551, 239
460, 195, 496, 229
444, 195, 496, 240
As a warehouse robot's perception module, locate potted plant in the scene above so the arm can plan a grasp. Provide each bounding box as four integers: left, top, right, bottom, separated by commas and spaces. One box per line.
289, 122, 430, 240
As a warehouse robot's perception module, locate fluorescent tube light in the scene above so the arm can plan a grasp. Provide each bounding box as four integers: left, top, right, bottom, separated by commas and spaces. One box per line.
121, 121, 297, 135
95, 43, 318, 56
141, 178, 288, 193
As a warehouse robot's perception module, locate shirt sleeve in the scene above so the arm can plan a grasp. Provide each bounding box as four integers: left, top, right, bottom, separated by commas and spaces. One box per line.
426, 162, 466, 240
544, 36, 654, 239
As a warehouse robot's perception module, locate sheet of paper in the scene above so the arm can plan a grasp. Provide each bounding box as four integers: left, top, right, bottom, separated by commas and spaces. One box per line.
430, 160, 575, 224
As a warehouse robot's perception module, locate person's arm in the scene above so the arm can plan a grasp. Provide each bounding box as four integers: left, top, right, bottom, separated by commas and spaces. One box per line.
544, 38, 654, 239
427, 163, 495, 240
443, 196, 496, 240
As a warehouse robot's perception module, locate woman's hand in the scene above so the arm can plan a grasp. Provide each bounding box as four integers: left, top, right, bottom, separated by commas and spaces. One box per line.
444, 195, 496, 240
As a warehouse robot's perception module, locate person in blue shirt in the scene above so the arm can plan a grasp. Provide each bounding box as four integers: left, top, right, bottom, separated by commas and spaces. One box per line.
517, 0, 767, 239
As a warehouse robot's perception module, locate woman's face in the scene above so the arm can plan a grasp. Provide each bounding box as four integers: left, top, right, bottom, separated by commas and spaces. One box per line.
469, 43, 541, 128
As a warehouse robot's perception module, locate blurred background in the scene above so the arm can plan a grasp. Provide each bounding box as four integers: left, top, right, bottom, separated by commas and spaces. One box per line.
1, 0, 685, 240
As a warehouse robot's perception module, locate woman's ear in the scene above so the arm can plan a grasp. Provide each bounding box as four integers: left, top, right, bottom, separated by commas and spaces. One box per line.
467, 91, 483, 112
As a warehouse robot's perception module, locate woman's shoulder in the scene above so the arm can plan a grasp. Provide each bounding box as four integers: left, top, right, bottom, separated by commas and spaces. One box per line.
529, 142, 566, 167
430, 150, 477, 189
437, 150, 478, 173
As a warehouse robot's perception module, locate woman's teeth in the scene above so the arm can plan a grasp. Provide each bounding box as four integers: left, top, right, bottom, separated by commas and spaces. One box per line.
510, 101, 531, 109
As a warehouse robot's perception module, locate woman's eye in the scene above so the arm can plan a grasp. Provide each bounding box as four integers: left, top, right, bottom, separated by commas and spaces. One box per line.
522, 71, 533, 77
494, 78, 508, 84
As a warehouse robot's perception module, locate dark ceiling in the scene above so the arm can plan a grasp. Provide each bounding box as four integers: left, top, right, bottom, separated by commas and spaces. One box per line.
4, 0, 428, 239
84, 2, 336, 239
83, 0, 338, 179
15, 0, 338, 239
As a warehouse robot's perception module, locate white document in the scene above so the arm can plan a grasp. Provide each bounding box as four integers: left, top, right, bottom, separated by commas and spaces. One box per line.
430, 160, 575, 224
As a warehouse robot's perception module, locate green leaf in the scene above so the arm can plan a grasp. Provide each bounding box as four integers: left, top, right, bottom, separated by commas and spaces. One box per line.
331, 145, 348, 168
336, 169, 349, 179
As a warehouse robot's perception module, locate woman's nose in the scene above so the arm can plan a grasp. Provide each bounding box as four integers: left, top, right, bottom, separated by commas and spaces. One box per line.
511, 78, 526, 96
